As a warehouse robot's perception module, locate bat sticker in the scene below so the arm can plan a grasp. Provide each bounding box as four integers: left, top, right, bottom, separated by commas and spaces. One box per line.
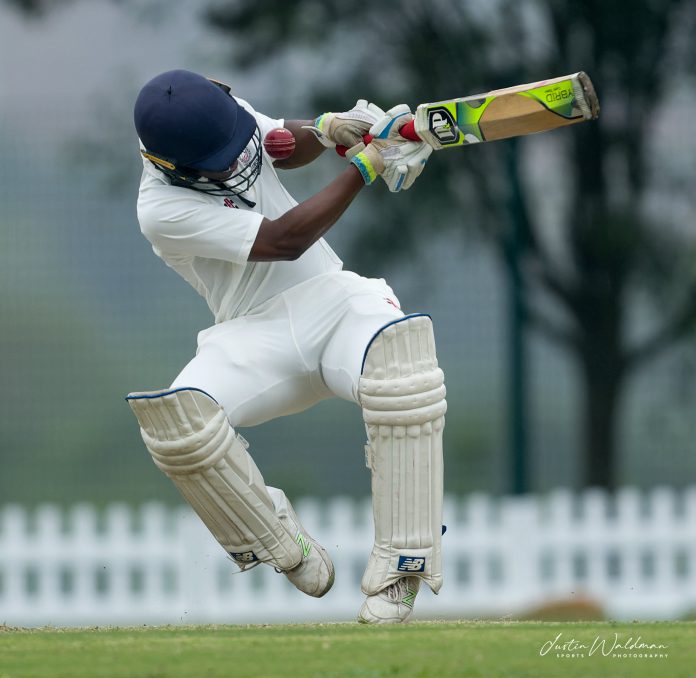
427, 106, 460, 146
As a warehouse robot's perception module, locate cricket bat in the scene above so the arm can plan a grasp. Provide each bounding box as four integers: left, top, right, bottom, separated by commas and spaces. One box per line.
337, 72, 599, 155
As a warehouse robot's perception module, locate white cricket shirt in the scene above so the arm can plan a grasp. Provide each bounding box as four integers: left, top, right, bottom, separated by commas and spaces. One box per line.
136, 98, 343, 323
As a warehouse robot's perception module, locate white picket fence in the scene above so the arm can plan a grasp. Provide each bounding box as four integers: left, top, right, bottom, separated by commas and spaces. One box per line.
2, 487, 696, 626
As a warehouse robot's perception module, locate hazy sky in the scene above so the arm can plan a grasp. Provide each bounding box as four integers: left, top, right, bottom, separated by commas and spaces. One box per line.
0, 1, 272, 137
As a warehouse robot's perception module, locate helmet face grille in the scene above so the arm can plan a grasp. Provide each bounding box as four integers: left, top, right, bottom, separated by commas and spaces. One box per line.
162, 127, 263, 199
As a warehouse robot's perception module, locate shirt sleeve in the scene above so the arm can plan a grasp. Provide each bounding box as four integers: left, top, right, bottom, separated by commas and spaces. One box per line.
137, 186, 263, 264
136, 100, 283, 264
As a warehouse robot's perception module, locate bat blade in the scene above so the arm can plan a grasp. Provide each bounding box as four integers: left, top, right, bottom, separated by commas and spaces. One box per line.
413, 72, 599, 150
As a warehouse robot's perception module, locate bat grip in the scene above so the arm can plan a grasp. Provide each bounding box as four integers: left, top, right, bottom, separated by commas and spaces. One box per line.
398, 120, 420, 141
335, 120, 421, 157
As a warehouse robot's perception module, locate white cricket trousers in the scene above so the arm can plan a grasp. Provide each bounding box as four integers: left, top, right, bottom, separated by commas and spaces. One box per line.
171, 271, 403, 427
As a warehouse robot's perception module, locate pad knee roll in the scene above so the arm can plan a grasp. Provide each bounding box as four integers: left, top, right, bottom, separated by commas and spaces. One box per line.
126, 387, 302, 570
359, 314, 446, 595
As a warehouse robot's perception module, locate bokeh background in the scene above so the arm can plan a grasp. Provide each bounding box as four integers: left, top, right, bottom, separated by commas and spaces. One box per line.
2, 0, 696, 624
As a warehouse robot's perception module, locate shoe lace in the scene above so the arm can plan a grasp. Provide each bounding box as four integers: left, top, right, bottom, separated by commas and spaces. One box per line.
384, 577, 413, 602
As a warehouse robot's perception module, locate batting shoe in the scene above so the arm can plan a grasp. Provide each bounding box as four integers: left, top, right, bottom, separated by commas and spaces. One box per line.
273, 489, 335, 598
357, 576, 421, 624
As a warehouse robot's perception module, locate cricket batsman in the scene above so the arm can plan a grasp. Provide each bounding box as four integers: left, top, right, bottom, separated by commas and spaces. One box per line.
126, 70, 446, 623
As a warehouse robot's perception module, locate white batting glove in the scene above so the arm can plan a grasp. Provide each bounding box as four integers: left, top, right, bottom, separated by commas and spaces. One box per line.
303, 99, 386, 149
349, 104, 433, 192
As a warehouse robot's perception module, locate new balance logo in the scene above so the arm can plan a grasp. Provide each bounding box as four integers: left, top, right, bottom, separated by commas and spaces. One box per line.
402, 585, 417, 608
397, 556, 426, 573
230, 551, 258, 563
296, 532, 312, 558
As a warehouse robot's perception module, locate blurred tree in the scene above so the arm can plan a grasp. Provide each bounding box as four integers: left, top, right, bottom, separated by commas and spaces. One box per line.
205, 0, 696, 489
1, 0, 71, 15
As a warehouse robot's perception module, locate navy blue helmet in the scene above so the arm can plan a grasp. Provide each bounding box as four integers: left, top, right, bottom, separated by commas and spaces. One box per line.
134, 69, 262, 198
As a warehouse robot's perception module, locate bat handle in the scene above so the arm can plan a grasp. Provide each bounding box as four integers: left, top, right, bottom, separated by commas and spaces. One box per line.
335, 120, 421, 157
398, 120, 420, 141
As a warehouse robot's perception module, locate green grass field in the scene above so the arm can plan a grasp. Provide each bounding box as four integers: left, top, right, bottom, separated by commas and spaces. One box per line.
0, 621, 691, 678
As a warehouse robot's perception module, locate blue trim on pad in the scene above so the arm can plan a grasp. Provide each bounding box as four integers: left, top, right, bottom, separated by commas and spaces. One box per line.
124, 386, 219, 404
360, 313, 432, 375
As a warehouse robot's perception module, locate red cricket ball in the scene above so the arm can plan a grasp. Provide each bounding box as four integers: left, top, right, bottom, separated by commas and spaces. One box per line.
263, 127, 296, 160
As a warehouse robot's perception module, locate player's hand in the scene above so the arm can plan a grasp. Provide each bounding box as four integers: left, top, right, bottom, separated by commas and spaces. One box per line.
302, 100, 386, 149
348, 105, 433, 192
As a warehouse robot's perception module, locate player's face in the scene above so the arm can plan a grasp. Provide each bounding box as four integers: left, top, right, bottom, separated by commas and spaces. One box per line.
198, 160, 239, 182
180, 126, 261, 197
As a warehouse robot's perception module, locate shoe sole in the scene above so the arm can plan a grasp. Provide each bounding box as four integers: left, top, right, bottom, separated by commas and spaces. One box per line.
357, 612, 413, 624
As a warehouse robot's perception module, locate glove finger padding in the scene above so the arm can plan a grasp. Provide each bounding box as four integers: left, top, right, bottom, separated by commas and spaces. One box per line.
376, 141, 432, 192
369, 104, 413, 140
390, 142, 433, 192
350, 103, 432, 191
304, 99, 386, 149
332, 100, 386, 147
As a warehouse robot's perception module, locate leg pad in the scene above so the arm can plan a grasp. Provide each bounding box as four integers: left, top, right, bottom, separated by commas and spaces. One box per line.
127, 388, 302, 570
359, 315, 446, 595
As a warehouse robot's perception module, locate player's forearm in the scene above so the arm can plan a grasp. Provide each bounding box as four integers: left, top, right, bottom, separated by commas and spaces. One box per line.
249, 165, 364, 261
272, 120, 326, 169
